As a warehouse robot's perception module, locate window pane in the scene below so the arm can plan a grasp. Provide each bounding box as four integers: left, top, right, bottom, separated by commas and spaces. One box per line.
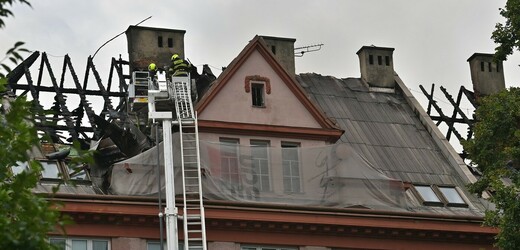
72, 239, 87, 250
439, 187, 465, 204
251, 141, 270, 191
50, 238, 66, 250
93, 240, 109, 250
282, 144, 300, 193
69, 165, 88, 180
415, 186, 440, 202
220, 139, 240, 188
41, 161, 60, 178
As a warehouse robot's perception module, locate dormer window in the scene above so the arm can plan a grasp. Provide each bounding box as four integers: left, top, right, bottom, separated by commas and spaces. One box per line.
251, 82, 265, 107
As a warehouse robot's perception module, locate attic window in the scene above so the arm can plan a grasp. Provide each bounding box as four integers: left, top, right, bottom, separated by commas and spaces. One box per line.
41, 160, 61, 179
167, 38, 173, 48
369, 55, 374, 65
158, 36, 163, 48
414, 185, 441, 204
438, 187, 466, 206
251, 83, 265, 107
413, 185, 467, 207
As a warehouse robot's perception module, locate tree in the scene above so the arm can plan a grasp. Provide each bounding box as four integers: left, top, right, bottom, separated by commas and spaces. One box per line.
463, 87, 520, 249
492, 0, 520, 61
0, 1, 68, 249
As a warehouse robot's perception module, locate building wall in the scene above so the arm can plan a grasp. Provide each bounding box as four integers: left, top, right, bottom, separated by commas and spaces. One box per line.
199, 50, 321, 129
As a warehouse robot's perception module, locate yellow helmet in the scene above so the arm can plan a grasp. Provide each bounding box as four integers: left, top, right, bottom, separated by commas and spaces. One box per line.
148, 63, 156, 71
171, 54, 179, 61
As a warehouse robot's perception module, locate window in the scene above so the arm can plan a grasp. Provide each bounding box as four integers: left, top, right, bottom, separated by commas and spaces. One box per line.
413, 185, 467, 207
488, 62, 492, 72
414, 185, 441, 204
282, 142, 301, 193
369, 54, 374, 65
250, 141, 271, 192
68, 164, 89, 181
41, 160, 61, 179
49, 238, 109, 250
438, 187, 466, 206
271, 45, 276, 54
377, 55, 382, 65
242, 245, 297, 250
480, 61, 485, 71
220, 138, 241, 188
251, 83, 265, 107
158, 36, 163, 48
385, 56, 390, 66
167, 38, 173, 48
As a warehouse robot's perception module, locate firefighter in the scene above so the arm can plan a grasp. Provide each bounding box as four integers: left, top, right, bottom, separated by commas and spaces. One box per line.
148, 62, 158, 88
169, 54, 190, 77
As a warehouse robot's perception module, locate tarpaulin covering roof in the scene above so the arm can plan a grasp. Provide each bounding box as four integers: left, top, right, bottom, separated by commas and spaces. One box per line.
110, 134, 408, 211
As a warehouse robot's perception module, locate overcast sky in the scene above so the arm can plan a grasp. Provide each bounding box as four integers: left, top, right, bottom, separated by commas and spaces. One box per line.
1, 0, 519, 149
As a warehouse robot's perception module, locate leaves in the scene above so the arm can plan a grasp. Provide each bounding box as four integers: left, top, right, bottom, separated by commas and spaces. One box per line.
492, 0, 520, 61
0, 0, 32, 29
0, 40, 30, 78
463, 87, 520, 249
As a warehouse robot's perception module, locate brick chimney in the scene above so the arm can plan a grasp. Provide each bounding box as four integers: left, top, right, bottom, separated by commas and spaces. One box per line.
356, 46, 395, 89
467, 53, 505, 97
260, 36, 296, 77
126, 26, 186, 72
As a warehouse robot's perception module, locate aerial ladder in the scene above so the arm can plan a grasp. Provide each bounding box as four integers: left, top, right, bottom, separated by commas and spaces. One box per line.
144, 70, 207, 250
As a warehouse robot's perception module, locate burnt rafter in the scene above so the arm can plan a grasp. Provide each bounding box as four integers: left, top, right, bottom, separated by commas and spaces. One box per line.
6, 51, 130, 144
420, 84, 477, 157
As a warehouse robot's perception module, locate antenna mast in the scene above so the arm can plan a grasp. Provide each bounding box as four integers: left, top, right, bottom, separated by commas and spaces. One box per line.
294, 44, 324, 57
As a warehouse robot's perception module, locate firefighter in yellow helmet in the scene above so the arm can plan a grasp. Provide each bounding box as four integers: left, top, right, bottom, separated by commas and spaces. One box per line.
169, 54, 191, 77
148, 62, 158, 87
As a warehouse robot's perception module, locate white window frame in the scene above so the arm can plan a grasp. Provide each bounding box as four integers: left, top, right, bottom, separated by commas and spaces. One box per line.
49, 237, 110, 250
219, 138, 241, 189
250, 140, 271, 192
281, 142, 302, 193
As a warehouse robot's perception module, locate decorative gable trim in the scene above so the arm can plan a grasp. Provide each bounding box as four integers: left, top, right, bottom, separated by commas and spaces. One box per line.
195, 36, 343, 136
245, 75, 271, 94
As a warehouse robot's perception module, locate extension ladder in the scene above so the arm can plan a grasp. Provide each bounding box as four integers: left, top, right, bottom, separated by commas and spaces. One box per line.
171, 76, 207, 250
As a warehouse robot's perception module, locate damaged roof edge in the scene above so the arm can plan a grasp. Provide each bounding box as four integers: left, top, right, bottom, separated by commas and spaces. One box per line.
393, 72, 478, 184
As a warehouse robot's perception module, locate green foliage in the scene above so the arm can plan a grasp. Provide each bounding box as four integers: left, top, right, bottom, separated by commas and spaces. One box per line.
0, 41, 30, 78
463, 87, 520, 249
0, 80, 66, 250
492, 0, 520, 61
0, 0, 31, 29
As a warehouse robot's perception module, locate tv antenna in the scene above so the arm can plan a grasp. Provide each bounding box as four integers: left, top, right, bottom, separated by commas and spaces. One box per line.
294, 43, 324, 57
